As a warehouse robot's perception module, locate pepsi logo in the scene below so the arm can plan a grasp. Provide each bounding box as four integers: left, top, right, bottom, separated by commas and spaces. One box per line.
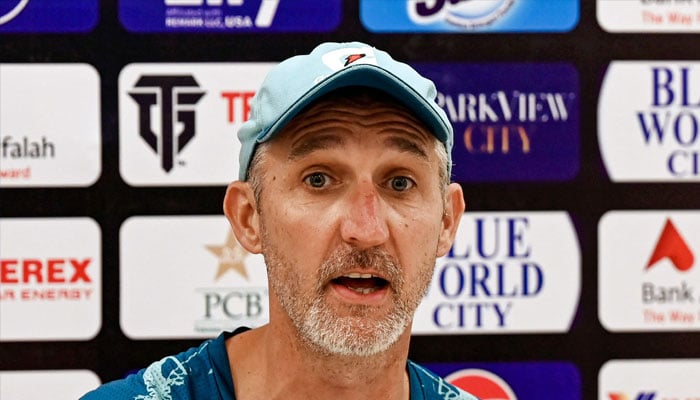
445, 368, 517, 400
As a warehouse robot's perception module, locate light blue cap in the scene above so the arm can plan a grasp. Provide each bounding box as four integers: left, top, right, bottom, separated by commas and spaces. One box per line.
237, 41, 453, 181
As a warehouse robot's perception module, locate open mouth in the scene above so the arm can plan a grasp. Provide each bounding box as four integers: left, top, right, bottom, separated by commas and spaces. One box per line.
332, 272, 389, 295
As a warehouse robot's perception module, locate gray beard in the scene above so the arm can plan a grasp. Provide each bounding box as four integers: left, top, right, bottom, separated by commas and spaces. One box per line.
265, 245, 430, 357
297, 284, 412, 357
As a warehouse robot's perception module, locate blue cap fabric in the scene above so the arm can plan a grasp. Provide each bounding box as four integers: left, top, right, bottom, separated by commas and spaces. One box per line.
237, 41, 453, 180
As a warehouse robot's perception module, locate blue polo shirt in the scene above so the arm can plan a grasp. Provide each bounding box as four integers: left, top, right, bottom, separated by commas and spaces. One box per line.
82, 330, 478, 400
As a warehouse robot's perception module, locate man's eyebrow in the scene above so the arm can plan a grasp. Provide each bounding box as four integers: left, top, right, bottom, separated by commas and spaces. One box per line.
383, 135, 429, 160
288, 134, 346, 160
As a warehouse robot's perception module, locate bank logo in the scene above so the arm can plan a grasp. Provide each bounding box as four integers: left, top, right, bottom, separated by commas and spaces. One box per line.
598, 0, 700, 33
128, 75, 206, 173
412, 212, 580, 334
647, 219, 694, 272
120, 0, 341, 33
599, 211, 700, 331
119, 63, 274, 186
120, 216, 269, 339
427, 361, 581, 399
0, 218, 102, 341
0, 0, 97, 32
599, 359, 700, 399
0, 64, 101, 188
361, 0, 579, 33
412, 63, 579, 182
598, 62, 700, 181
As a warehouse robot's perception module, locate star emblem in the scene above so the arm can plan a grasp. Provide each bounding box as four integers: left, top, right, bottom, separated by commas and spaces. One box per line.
206, 231, 249, 280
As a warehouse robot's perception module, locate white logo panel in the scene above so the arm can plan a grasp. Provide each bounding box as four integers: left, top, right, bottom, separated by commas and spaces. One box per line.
598, 0, 700, 33
599, 62, 700, 182
599, 211, 700, 332
0, 64, 101, 187
0, 218, 102, 341
412, 211, 581, 334
0, 370, 100, 400
599, 359, 700, 399
118, 63, 274, 186
120, 216, 269, 339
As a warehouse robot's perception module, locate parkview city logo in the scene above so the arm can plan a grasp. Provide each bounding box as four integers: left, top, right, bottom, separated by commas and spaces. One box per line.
599, 211, 700, 331
0, 218, 102, 341
427, 362, 581, 400
0, 64, 101, 188
598, 62, 700, 181
0, 0, 97, 32
361, 0, 579, 33
412, 63, 579, 182
599, 359, 700, 399
119, 63, 273, 186
598, 0, 700, 33
0, 370, 100, 399
119, 0, 341, 32
412, 212, 580, 334
120, 216, 269, 339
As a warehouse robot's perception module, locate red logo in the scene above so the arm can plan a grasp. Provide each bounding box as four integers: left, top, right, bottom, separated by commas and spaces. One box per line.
0, 258, 94, 301
445, 369, 517, 400
1, 258, 92, 283
608, 393, 656, 400
221, 91, 254, 124
646, 218, 694, 272
344, 53, 366, 66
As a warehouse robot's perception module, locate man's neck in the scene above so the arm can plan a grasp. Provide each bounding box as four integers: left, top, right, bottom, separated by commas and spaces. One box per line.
226, 322, 412, 400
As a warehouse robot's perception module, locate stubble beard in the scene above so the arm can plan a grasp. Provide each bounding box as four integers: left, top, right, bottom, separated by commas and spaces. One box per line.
262, 237, 434, 358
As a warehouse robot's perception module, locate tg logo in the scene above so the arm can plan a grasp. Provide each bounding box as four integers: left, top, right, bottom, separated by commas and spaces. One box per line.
128, 75, 206, 172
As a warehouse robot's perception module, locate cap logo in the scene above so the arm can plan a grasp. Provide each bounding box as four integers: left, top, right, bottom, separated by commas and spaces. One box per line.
344, 54, 366, 66
321, 46, 378, 72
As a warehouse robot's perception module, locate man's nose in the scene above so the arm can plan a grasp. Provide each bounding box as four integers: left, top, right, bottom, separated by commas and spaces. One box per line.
339, 181, 390, 249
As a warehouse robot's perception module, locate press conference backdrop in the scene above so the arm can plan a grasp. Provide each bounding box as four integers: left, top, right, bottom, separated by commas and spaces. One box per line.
1, 1, 700, 399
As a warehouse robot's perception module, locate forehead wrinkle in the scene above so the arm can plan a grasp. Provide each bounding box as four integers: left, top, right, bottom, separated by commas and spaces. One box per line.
288, 133, 346, 161
382, 135, 429, 161
279, 93, 435, 162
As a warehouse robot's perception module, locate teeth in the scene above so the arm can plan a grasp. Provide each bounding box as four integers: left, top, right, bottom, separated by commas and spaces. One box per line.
348, 287, 376, 294
344, 272, 374, 279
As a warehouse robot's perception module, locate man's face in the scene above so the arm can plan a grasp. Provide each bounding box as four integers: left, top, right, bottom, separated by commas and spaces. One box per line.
254, 91, 456, 356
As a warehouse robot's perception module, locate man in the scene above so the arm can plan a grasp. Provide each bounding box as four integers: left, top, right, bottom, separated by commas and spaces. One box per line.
83, 41, 475, 400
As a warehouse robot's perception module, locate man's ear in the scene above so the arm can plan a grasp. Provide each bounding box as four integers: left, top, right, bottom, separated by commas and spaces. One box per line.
223, 181, 262, 254
436, 183, 465, 257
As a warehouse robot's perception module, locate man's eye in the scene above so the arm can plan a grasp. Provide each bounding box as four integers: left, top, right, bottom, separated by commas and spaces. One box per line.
390, 176, 414, 192
304, 172, 328, 188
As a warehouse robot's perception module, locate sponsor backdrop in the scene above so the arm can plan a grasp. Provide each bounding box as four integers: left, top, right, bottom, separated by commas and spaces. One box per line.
1, 0, 699, 399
